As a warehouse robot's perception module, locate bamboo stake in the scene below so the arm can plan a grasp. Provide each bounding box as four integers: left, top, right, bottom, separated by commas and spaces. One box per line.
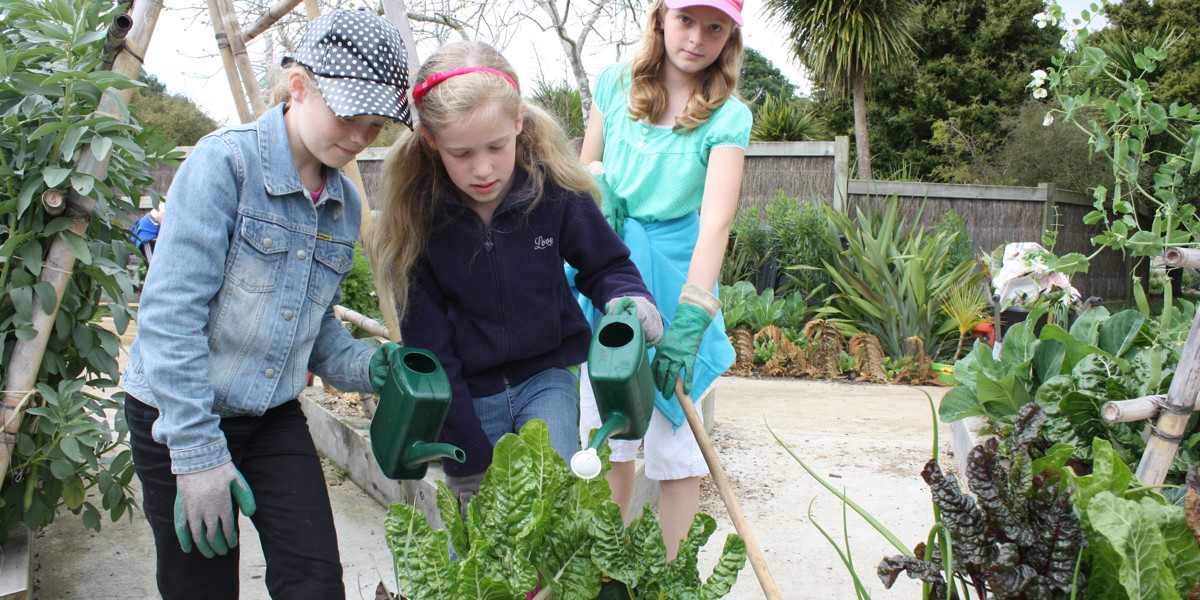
1102, 394, 1167, 423
216, 0, 266, 118
206, 0, 252, 123
1164, 247, 1200, 270
675, 380, 783, 600
243, 0, 304, 42
1136, 308, 1200, 485
333, 305, 390, 340
0, 0, 165, 484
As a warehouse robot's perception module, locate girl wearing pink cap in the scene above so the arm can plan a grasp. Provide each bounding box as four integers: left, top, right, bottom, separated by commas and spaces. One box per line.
577, 0, 750, 560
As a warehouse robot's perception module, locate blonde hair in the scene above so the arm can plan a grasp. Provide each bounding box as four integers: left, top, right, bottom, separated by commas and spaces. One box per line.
367, 41, 597, 325
628, 0, 744, 132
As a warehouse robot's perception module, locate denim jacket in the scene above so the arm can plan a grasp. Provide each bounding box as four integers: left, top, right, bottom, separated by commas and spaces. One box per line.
122, 103, 375, 474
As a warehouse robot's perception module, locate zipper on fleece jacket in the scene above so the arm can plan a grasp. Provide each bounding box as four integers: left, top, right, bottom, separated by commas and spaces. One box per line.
482, 225, 512, 364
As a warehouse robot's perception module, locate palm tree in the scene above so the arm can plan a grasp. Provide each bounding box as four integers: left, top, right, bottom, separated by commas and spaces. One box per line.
763, 0, 919, 180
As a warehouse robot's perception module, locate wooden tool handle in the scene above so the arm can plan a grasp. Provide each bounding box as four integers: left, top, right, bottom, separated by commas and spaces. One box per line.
676, 379, 782, 600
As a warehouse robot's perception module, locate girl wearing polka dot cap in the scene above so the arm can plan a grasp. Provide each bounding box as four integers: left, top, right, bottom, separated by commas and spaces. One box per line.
120, 9, 411, 599
575, 0, 750, 561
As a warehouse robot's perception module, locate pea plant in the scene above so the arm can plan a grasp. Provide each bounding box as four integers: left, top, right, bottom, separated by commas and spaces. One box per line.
1030, 2, 1200, 304
0, 0, 179, 539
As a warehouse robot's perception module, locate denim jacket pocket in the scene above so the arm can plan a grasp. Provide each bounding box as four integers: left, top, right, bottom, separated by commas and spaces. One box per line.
227, 216, 291, 292
307, 238, 354, 306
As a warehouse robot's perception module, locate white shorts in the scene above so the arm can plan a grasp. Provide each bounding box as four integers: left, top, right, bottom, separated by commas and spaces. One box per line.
578, 363, 709, 480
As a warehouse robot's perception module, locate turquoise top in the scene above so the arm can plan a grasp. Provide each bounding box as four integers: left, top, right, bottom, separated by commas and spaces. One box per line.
593, 62, 752, 222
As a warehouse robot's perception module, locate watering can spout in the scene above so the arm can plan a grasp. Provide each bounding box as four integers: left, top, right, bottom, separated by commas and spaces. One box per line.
406, 442, 466, 468
370, 347, 463, 480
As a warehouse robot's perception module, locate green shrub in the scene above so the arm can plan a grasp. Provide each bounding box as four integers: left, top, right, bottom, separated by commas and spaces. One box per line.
817, 196, 985, 359
530, 78, 584, 140
750, 95, 825, 142
935, 208, 974, 269
339, 244, 383, 336
0, 0, 178, 540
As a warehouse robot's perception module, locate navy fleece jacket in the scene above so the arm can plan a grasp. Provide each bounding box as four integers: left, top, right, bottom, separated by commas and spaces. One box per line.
400, 170, 654, 476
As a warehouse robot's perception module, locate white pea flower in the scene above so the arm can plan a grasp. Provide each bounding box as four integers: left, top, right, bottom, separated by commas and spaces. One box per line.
1043, 113, 1055, 126
1033, 88, 1048, 99
1033, 12, 1055, 28
1031, 70, 1048, 85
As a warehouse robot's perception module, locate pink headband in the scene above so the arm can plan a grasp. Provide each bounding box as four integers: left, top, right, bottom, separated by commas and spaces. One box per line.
411, 67, 519, 108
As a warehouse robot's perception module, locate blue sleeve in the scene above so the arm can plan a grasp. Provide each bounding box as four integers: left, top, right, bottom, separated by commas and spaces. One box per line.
135, 135, 239, 472
592, 63, 627, 120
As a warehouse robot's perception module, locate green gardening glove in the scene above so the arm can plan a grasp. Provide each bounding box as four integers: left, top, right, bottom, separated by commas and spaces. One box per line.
369, 342, 403, 392
650, 284, 722, 399
174, 462, 256, 559
589, 161, 625, 238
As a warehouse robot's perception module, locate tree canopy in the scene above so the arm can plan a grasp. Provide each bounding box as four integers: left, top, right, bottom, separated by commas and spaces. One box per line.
862, 0, 1061, 181
131, 73, 222, 147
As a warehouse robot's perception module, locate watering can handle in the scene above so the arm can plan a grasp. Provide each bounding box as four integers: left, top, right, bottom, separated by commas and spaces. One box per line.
674, 378, 783, 600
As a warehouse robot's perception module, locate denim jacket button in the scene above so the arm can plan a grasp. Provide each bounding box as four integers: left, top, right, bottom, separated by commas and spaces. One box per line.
263, 237, 274, 249
283, 310, 294, 321
264, 368, 276, 379
296, 250, 308, 260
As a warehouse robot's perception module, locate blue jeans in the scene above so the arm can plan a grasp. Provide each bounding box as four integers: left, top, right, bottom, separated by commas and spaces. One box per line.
473, 368, 580, 463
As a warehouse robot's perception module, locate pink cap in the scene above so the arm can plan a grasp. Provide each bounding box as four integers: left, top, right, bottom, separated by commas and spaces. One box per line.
664, 0, 744, 26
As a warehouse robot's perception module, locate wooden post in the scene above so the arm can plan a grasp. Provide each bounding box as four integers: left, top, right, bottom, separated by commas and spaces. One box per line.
1136, 308, 1200, 485
206, 0, 252, 123
0, 0, 165, 483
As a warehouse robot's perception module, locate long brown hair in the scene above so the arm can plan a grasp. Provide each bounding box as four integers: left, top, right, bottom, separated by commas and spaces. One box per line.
627, 0, 744, 132
366, 41, 597, 325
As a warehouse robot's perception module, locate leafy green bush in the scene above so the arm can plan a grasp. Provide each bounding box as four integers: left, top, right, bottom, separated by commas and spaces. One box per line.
942, 300, 1199, 483
530, 78, 584, 140
749, 94, 825, 142
816, 196, 984, 359
339, 243, 382, 335
0, 0, 177, 539
935, 208, 974, 269
725, 192, 838, 296
384, 420, 747, 599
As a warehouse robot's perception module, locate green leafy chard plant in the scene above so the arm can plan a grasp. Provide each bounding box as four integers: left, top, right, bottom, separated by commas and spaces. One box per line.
941, 300, 1200, 482
383, 420, 747, 600
0, 0, 178, 539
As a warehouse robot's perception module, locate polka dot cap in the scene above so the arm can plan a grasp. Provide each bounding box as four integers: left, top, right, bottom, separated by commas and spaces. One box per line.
285, 9, 412, 128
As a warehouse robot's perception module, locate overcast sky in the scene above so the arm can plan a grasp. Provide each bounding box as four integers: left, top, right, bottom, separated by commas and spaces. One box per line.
142, 1, 1107, 128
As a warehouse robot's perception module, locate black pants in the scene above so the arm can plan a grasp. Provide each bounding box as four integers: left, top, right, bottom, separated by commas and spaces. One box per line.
126, 397, 345, 600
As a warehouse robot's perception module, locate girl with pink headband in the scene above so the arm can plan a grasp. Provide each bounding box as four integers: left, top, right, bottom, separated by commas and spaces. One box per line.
367, 41, 661, 521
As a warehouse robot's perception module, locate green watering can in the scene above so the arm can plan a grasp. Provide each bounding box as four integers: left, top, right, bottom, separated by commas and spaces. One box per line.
370, 347, 466, 480
570, 313, 654, 480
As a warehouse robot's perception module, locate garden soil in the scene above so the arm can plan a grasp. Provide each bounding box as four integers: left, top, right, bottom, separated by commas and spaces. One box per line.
31, 315, 954, 599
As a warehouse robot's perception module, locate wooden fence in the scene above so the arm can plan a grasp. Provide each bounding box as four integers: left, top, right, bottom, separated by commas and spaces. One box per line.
147, 135, 1132, 303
